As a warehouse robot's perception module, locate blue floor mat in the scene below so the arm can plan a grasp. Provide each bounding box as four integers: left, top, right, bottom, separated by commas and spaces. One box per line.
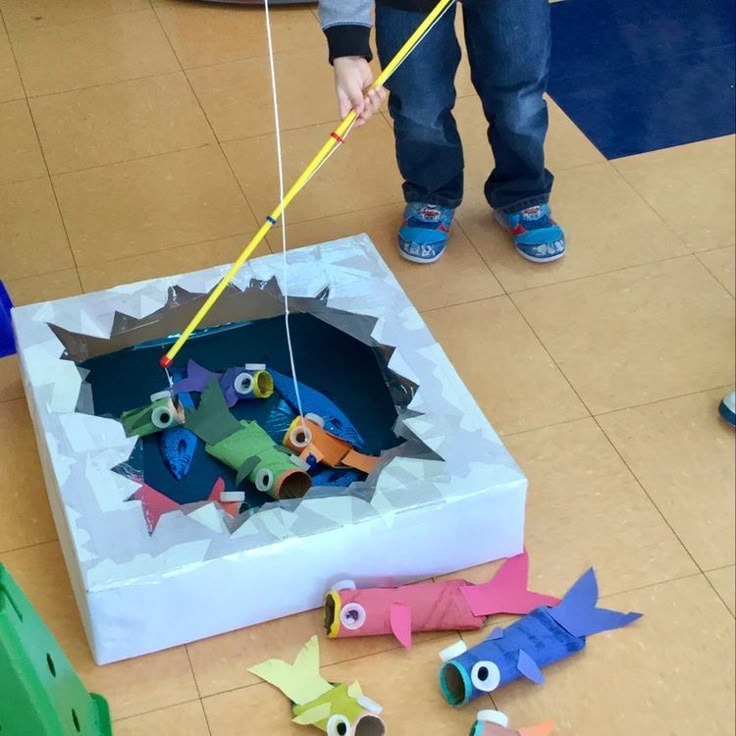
548, 0, 736, 158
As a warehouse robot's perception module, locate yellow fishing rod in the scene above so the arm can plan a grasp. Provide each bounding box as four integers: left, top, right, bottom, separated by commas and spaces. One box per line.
160, 0, 456, 369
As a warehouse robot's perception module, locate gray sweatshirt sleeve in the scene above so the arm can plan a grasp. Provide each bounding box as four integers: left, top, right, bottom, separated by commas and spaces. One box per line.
318, 0, 375, 63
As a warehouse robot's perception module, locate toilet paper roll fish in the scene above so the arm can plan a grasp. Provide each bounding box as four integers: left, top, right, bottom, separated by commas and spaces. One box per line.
249, 635, 386, 736
173, 358, 274, 407
324, 551, 560, 648
120, 393, 185, 438
270, 369, 365, 448
284, 416, 379, 475
185, 378, 312, 499
438, 568, 642, 706
470, 710, 554, 736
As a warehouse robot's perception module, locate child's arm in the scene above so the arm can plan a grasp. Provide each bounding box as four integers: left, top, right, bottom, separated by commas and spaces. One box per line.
318, 0, 386, 126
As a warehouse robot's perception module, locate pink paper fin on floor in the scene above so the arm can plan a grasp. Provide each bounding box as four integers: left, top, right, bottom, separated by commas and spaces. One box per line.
518, 721, 555, 736
460, 549, 561, 617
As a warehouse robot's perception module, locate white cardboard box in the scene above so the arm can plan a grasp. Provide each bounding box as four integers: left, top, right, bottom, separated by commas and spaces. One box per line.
12, 235, 527, 665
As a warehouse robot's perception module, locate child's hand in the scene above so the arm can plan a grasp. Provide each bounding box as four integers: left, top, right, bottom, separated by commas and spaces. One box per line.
333, 56, 386, 127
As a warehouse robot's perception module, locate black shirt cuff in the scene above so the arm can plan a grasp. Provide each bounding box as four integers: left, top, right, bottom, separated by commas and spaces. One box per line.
324, 25, 373, 64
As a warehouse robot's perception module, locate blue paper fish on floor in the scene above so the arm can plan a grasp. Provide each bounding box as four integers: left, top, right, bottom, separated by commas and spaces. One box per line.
437, 568, 642, 706
158, 369, 197, 480
269, 369, 365, 449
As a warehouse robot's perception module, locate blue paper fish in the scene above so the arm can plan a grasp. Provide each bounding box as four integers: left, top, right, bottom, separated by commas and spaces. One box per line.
158, 369, 197, 480
269, 369, 365, 449
437, 568, 642, 706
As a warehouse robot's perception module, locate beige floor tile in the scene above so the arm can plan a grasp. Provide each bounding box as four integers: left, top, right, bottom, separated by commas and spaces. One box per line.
0, 32, 24, 101
0, 355, 22, 403
187, 50, 336, 142
598, 388, 736, 570
493, 576, 735, 736
113, 700, 210, 736
5, 268, 82, 306
698, 245, 736, 297
0, 0, 149, 31
0, 176, 74, 280
0, 398, 57, 552
204, 634, 479, 736
513, 257, 736, 414
276, 203, 504, 311
224, 120, 403, 225
614, 135, 736, 251
155, 2, 324, 69
0, 98, 45, 183
79, 234, 249, 293
12, 10, 179, 96
459, 163, 687, 292
423, 296, 588, 434
31, 73, 214, 174
2, 542, 199, 719
188, 602, 446, 699
53, 145, 255, 267
707, 566, 736, 616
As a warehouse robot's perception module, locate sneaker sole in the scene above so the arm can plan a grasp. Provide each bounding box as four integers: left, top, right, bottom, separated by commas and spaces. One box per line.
398, 246, 446, 264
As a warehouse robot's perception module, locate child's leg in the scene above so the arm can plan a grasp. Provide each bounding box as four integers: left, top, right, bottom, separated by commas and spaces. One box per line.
462, 0, 553, 212
375, 3, 463, 208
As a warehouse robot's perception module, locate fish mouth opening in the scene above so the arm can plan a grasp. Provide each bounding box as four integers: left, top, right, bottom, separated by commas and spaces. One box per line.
254, 371, 274, 399
439, 662, 470, 707
353, 714, 385, 736
275, 469, 312, 499
324, 591, 340, 636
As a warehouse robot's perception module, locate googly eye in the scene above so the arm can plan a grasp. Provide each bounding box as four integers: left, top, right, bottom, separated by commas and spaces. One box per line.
326, 715, 351, 736
470, 661, 500, 693
150, 390, 172, 402
289, 424, 312, 449
233, 372, 254, 396
305, 412, 325, 428
151, 405, 175, 429
476, 710, 509, 727
331, 579, 356, 592
340, 602, 367, 631
255, 468, 274, 492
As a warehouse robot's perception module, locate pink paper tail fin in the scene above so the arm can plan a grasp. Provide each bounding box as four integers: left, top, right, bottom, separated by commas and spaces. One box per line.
518, 720, 555, 736
460, 549, 561, 618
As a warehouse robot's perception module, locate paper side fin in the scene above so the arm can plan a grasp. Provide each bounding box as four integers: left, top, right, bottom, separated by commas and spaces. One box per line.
389, 602, 413, 649
292, 703, 331, 726
460, 550, 560, 617
550, 568, 643, 638
248, 635, 332, 705
517, 650, 545, 685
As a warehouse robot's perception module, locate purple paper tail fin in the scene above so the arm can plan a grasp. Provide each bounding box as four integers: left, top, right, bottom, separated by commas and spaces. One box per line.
549, 568, 642, 638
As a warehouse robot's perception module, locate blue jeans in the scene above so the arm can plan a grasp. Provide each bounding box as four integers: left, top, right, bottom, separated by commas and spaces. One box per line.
375, 0, 554, 213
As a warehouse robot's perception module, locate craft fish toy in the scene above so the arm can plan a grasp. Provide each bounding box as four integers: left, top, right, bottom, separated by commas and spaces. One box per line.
284, 416, 379, 475
185, 378, 312, 499
158, 367, 198, 480
324, 551, 559, 648
470, 710, 554, 736
270, 369, 365, 448
120, 392, 184, 438
173, 358, 274, 408
437, 568, 642, 706
249, 635, 386, 736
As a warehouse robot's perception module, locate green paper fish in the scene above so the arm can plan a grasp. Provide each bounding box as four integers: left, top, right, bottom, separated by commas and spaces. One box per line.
249, 636, 386, 736
120, 394, 183, 438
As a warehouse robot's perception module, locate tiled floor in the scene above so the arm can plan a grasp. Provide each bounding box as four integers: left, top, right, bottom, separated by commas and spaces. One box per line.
0, 1, 734, 735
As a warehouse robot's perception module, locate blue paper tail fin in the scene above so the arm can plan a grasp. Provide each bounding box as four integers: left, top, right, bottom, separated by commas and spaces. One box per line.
550, 568, 642, 638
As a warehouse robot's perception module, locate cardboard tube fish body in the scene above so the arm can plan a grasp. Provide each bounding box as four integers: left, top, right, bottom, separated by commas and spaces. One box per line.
249, 636, 386, 735
285, 417, 379, 475
438, 568, 643, 706
207, 420, 311, 500
324, 551, 561, 648
120, 396, 184, 438
470, 711, 554, 736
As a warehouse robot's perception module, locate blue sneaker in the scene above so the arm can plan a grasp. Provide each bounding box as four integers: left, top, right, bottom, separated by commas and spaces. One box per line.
495, 203, 566, 263
398, 203, 455, 264
719, 391, 736, 429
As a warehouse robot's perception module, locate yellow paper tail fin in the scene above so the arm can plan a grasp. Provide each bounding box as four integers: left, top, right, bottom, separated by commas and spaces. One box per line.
248, 635, 332, 705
